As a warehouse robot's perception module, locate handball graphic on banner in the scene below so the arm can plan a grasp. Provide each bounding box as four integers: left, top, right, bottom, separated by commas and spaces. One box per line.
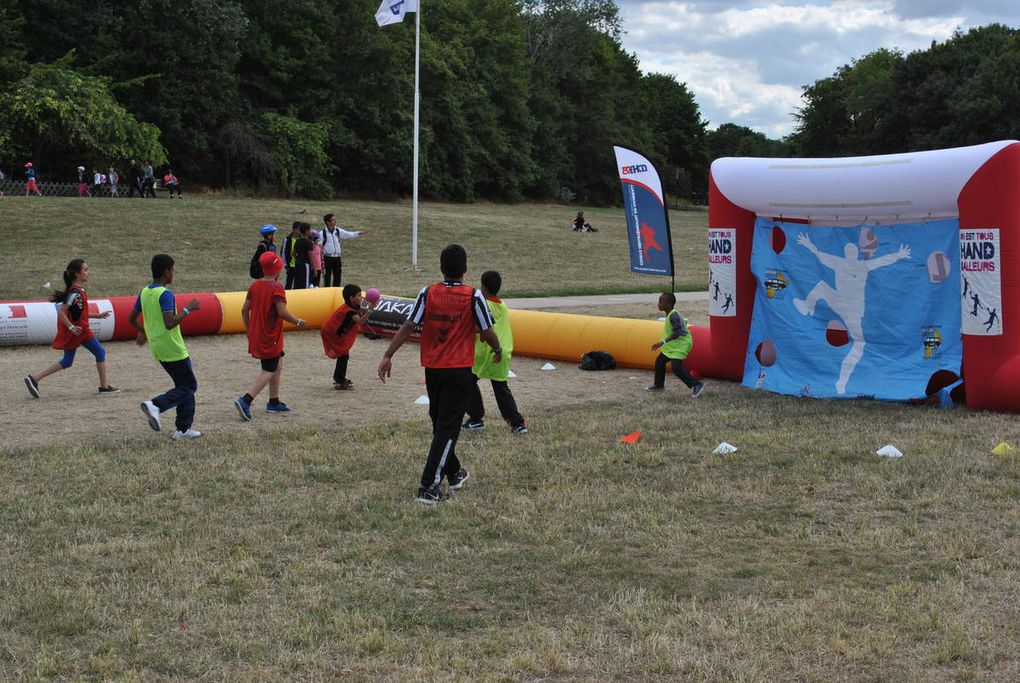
709, 228, 736, 317
613, 146, 674, 279
960, 228, 1003, 335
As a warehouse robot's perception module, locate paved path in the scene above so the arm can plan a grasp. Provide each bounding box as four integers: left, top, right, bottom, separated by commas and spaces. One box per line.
504, 291, 708, 310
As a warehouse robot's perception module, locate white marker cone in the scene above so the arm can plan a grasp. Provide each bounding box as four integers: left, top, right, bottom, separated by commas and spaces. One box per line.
507, 370, 517, 378
540, 362, 556, 371
876, 444, 903, 458
414, 395, 429, 405
713, 442, 738, 455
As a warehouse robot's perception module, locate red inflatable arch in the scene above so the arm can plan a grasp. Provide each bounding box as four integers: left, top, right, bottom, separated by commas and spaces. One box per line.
706, 140, 1020, 412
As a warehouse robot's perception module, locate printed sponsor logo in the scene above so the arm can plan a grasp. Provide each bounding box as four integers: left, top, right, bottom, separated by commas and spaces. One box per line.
921, 326, 942, 359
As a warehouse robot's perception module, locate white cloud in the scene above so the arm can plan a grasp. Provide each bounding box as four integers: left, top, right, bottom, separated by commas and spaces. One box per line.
618, 1, 1016, 138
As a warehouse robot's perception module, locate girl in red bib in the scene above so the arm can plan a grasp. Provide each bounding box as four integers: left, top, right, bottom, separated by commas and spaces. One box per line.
24, 259, 119, 398
321, 284, 375, 389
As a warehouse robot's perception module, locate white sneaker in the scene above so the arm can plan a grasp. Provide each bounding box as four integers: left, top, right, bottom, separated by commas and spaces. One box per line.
172, 428, 203, 440
140, 400, 161, 431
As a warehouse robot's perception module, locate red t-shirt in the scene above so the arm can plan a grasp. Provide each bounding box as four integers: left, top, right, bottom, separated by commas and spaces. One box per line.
420, 283, 477, 368
320, 303, 361, 358
52, 285, 95, 350
246, 279, 286, 359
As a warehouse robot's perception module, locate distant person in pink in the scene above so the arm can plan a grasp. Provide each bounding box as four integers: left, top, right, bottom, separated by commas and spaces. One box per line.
309, 230, 323, 287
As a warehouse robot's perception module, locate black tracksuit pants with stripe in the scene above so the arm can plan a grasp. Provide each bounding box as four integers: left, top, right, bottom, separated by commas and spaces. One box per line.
421, 366, 472, 488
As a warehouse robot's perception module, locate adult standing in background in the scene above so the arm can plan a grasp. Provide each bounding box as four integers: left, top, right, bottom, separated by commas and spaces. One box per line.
320, 213, 366, 288
143, 161, 156, 198
108, 167, 119, 197
291, 222, 315, 290
128, 160, 144, 198
280, 223, 302, 290
77, 166, 89, 197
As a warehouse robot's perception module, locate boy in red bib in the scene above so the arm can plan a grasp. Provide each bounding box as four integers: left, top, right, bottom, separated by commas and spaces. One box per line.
378, 244, 502, 504
24, 259, 118, 397
234, 252, 305, 420
321, 283, 375, 389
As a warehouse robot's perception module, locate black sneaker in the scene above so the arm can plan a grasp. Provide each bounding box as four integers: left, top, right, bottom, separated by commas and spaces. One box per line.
448, 468, 470, 490
462, 420, 485, 430
416, 485, 443, 505
645, 385, 664, 391
24, 375, 40, 398
512, 423, 529, 434
97, 385, 121, 394
692, 382, 706, 399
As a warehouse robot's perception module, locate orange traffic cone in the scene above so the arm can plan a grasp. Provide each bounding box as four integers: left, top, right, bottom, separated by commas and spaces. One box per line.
619, 430, 642, 445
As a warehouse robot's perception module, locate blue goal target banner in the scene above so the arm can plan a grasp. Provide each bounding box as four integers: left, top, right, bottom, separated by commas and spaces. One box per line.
743, 217, 962, 400
613, 146, 674, 277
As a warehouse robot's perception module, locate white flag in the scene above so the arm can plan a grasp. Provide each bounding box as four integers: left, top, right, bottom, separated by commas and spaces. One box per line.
376, 0, 417, 26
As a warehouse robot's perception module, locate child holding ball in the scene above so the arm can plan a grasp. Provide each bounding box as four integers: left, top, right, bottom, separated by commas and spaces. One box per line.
321, 284, 375, 389
233, 251, 305, 420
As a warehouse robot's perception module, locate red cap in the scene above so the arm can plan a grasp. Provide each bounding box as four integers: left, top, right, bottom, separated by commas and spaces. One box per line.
259, 251, 283, 276
24, 162, 33, 168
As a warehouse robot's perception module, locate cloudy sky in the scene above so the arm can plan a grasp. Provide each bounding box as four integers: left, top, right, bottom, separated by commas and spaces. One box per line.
617, 1, 1020, 138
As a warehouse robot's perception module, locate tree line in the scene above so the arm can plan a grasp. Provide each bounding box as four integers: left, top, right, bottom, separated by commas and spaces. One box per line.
0, 0, 1015, 204
790, 24, 1020, 158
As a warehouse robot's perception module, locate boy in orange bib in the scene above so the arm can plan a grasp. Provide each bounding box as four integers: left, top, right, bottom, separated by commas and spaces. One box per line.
321, 283, 375, 389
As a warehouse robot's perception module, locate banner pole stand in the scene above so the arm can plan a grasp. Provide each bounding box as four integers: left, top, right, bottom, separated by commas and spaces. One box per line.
410, 2, 421, 269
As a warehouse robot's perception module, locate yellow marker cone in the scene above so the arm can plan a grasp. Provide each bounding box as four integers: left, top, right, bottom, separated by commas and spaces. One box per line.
991, 442, 1016, 456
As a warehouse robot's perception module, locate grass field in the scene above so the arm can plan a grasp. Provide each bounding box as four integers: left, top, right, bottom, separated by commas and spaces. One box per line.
0, 196, 708, 301
1, 197, 1019, 680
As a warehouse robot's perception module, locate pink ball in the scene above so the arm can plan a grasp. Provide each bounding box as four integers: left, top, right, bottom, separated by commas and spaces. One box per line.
365, 288, 380, 304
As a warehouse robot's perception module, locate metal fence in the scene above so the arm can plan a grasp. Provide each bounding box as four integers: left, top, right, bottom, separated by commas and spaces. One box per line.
0, 179, 174, 197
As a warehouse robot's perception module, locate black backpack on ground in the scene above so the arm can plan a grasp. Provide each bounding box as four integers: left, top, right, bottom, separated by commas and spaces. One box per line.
579, 350, 616, 371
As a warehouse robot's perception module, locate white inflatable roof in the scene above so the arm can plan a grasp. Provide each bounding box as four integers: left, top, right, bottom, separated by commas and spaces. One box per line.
711, 141, 1017, 225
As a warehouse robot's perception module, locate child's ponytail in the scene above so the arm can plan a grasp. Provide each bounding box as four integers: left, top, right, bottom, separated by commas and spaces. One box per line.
50, 258, 85, 303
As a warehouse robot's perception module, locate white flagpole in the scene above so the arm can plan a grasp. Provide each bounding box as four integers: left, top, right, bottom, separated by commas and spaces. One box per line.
411, 1, 421, 268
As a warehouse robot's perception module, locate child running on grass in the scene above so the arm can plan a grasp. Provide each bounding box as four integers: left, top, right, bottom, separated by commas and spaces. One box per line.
463, 270, 527, 433
647, 292, 705, 397
129, 254, 204, 439
321, 284, 375, 390
24, 259, 119, 398
233, 252, 305, 420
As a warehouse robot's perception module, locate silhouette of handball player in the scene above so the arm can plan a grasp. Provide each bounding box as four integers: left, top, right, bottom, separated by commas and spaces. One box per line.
793, 232, 911, 395
970, 291, 982, 317
984, 307, 998, 332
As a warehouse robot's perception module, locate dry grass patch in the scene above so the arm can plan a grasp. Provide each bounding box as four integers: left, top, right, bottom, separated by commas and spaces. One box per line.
2, 382, 1018, 679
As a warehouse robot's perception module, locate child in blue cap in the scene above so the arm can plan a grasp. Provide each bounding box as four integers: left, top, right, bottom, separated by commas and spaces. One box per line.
249, 224, 278, 279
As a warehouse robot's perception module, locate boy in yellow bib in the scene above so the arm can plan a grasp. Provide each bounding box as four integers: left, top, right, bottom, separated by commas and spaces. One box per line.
464, 271, 527, 433
129, 254, 203, 438
648, 292, 705, 397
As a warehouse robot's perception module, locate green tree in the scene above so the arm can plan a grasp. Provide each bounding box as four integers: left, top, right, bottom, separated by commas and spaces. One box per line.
892, 25, 1020, 150
260, 112, 331, 197
0, 0, 26, 85
640, 73, 708, 201
791, 48, 901, 155
0, 56, 166, 169
707, 123, 791, 159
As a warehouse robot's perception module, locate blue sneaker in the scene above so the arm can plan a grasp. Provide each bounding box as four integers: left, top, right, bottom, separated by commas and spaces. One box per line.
266, 401, 292, 414
234, 396, 253, 421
